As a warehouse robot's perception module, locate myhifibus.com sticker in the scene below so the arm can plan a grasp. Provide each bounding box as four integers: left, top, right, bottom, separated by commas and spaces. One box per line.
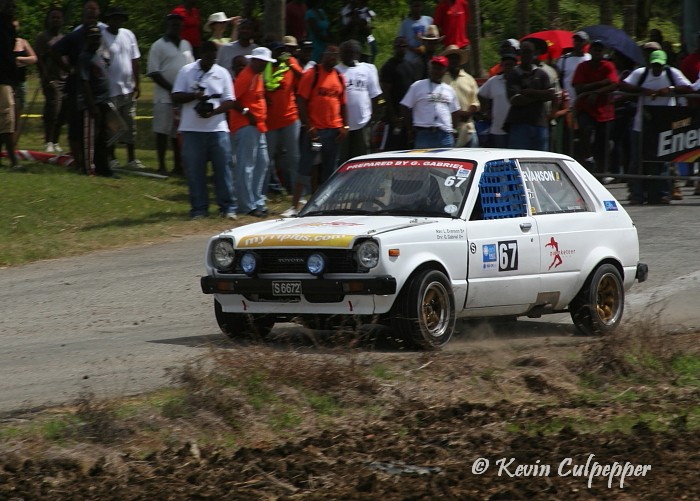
470, 454, 651, 488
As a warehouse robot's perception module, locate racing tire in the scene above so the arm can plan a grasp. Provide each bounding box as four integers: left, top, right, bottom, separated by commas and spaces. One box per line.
570, 264, 624, 336
390, 269, 456, 350
214, 300, 275, 340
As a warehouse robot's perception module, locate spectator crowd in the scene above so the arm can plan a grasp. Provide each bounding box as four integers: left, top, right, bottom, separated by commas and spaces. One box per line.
1, 0, 699, 216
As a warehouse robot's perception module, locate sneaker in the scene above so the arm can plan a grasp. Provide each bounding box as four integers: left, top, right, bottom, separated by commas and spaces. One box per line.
126, 159, 147, 170
281, 206, 298, 217
671, 187, 683, 200
223, 212, 238, 220
191, 214, 207, 220
601, 176, 615, 185
109, 159, 120, 170
246, 208, 267, 218
53, 143, 63, 154
45, 142, 55, 153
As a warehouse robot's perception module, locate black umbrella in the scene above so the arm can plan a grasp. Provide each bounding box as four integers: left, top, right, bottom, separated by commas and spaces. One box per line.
579, 25, 645, 66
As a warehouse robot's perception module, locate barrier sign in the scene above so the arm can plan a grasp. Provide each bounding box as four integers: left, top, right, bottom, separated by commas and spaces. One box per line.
642, 105, 700, 163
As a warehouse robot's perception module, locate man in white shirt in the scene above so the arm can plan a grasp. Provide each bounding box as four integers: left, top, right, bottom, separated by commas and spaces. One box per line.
101, 7, 143, 170
147, 13, 194, 174
401, 55, 460, 148
620, 50, 692, 205
172, 40, 236, 219
478, 51, 516, 148
217, 19, 257, 77
336, 39, 381, 162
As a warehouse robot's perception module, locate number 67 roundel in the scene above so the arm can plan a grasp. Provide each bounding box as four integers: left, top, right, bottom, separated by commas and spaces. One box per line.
498, 240, 518, 271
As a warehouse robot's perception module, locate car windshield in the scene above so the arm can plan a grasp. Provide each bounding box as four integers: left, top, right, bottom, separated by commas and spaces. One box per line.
300, 158, 476, 218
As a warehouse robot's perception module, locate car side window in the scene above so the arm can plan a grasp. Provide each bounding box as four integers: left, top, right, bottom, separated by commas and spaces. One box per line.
519, 161, 589, 215
472, 159, 528, 220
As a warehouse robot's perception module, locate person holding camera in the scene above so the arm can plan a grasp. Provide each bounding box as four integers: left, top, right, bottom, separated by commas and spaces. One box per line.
172, 40, 236, 219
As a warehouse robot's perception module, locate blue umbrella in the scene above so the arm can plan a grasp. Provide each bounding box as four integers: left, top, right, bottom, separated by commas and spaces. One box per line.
579, 25, 646, 66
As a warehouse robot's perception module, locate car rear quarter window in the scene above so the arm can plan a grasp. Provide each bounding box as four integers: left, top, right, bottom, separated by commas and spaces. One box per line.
519, 161, 589, 215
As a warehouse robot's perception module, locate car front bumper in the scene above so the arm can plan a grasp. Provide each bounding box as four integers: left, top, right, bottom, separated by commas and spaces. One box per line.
201, 275, 397, 298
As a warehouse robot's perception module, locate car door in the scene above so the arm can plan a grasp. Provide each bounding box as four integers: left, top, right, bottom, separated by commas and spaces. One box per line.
464, 159, 541, 311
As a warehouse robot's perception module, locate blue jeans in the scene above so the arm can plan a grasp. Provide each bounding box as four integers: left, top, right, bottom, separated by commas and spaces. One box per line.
266, 120, 300, 192
232, 125, 269, 213
299, 127, 340, 187
181, 131, 235, 217
508, 123, 549, 151
414, 128, 455, 148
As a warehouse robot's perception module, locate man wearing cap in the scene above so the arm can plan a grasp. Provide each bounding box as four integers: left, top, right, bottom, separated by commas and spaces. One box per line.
380, 36, 420, 151
478, 51, 517, 148
441, 44, 480, 147
557, 31, 591, 104
336, 39, 382, 162
488, 39, 520, 77
147, 13, 194, 175
504, 40, 555, 151
620, 50, 692, 204
297, 40, 317, 71
229, 46, 276, 218
171, 0, 201, 58
286, 46, 349, 215
217, 19, 258, 78
266, 42, 303, 199
172, 40, 236, 219
101, 6, 144, 171
400, 55, 460, 148
571, 40, 619, 175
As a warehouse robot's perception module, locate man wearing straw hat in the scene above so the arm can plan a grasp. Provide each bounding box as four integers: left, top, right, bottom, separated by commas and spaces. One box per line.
441, 44, 479, 147
204, 12, 237, 45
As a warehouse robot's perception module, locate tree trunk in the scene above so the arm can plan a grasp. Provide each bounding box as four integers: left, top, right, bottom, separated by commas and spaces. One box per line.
263, 0, 285, 42
599, 0, 614, 26
469, 0, 483, 77
622, 1, 637, 37
548, 0, 560, 29
636, 0, 651, 39
517, 0, 529, 38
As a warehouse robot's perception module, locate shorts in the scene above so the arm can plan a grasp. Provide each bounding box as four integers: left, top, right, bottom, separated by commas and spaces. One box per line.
109, 93, 136, 144
0, 84, 15, 134
152, 102, 178, 138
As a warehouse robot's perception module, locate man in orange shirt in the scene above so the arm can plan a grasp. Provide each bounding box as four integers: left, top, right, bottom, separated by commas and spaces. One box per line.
265, 42, 303, 196
286, 45, 349, 215
229, 46, 275, 217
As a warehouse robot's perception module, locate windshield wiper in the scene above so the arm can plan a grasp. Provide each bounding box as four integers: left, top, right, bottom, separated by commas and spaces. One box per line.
301, 208, 374, 217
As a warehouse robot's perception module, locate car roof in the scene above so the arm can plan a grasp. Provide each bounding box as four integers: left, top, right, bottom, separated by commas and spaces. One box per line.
347, 148, 576, 164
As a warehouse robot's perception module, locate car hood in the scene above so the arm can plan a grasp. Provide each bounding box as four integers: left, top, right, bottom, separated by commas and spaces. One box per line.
229, 216, 439, 249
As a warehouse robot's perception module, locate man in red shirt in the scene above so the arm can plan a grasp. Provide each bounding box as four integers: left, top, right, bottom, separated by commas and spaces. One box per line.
434, 0, 470, 49
229, 47, 275, 217
286, 46, 349, 215
571, 40, 619, 174
171, 0, 201, 58
680, 32, 700, 83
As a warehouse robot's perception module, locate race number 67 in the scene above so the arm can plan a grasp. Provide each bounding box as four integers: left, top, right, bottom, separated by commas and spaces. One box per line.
444, 176, 467, 187
498, 240, 518, 271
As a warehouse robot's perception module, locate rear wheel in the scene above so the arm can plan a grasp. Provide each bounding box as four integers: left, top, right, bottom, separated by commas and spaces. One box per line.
214, 300, 275, 340
391, 269, 456, 349
570, 264, 624, 336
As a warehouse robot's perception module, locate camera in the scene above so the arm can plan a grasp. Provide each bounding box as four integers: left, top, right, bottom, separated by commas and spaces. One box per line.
194, 88, 222, 118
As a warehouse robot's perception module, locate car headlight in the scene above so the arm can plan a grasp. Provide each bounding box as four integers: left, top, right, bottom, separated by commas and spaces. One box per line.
355, 240, 379, 269
211, 238, 235, 271
307, 253, 326, 276
240, 252, 259, 276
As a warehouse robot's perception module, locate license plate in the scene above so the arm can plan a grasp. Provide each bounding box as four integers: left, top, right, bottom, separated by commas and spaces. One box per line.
272, 281, 302, 296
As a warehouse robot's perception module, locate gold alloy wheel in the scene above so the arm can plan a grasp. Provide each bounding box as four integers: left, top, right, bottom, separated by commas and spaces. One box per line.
422, 281, 450, 338
595, 273, 622, 324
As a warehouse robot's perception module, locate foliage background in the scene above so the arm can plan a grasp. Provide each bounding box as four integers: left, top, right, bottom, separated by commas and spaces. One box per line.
16, 0, 682, 72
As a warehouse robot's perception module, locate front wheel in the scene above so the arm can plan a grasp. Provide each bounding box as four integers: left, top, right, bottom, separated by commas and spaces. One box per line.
391, 269, 456, 349
570, 264, 624, 336
214, 300, 275, 340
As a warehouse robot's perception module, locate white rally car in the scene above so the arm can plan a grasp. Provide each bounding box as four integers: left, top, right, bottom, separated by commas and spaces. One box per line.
201, 149, 648, 349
